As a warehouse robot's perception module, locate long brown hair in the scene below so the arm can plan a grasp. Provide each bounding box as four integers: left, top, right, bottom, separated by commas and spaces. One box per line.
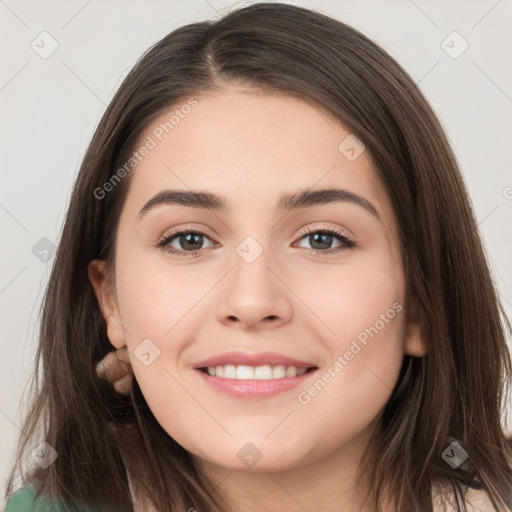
5, 3, 512, 511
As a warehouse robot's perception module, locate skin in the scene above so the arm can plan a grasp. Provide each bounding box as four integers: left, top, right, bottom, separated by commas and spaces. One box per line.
88, 85, 426, 512
95, 347, 132, 394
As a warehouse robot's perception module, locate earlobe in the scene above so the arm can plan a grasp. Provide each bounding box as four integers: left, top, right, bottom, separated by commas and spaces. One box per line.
87, 259, 127, 350
403, 298, 428, 357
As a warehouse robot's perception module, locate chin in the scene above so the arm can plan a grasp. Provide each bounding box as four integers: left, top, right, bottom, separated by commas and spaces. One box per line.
187, 437, 312, 473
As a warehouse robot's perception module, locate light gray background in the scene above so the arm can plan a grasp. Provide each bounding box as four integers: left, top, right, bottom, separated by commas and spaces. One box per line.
1, 0, 511, 504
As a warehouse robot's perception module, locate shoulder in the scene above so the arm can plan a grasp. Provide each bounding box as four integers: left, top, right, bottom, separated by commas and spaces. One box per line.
463, 486, 509, 511
432, 480, 506, 512
4, 484, 103, 512
4, 484, 49, 512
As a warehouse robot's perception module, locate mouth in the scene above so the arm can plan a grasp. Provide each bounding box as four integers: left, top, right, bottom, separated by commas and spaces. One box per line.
198, 364, 317, 380
195, 363, 318, 399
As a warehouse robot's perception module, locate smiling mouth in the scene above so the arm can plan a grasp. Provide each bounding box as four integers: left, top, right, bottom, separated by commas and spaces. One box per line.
199, 364, 318, 380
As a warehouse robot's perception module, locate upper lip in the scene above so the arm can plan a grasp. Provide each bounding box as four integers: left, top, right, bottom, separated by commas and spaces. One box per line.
194, 351, 317, 369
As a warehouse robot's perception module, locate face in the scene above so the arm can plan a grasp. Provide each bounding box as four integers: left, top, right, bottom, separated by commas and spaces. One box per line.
89, 86, 423, 473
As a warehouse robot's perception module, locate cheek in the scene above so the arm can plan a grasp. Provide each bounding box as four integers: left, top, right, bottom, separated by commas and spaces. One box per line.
291, 307, 405, 466
294, 243, 405, 349
115, 244, 208, 343
292, 253, 406, 433
113, 250, 217, 435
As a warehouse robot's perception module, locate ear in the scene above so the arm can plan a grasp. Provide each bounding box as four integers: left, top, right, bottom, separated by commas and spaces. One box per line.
403, 297, 428, 357
87, 259, 127, 350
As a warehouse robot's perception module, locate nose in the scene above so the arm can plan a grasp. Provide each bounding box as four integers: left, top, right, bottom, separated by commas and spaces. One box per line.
216, 250, 293, 331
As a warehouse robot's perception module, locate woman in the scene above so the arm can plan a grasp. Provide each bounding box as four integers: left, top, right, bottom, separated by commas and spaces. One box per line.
4, 2, 512, 511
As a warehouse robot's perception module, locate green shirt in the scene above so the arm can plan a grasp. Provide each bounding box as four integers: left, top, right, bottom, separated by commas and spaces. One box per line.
4, 484, 103, 512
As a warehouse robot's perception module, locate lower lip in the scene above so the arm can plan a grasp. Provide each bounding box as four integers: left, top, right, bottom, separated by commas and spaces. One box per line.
195, 368, 317, 398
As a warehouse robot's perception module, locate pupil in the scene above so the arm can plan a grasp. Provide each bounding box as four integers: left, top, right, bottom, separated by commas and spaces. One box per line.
181, 233, 202, 251
310, 233, 332, 250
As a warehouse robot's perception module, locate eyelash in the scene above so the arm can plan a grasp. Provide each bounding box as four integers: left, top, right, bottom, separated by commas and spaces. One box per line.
156, 225, 356, 257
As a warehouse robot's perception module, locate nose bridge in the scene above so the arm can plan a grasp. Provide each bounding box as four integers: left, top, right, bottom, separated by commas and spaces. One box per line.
230, 232, 278, 291
225, 204, 295, 292
225, 200, 279, 265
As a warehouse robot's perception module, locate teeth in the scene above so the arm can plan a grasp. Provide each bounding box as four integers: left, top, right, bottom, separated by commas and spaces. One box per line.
205, 364, 309, 380
272, 365, 286, 378
254, 365, 272, 379
285, 366, 297, 377
225, 364, 237, 379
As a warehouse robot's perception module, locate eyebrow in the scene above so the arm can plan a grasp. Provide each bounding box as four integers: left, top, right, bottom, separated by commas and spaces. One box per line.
138, 187, 380, 220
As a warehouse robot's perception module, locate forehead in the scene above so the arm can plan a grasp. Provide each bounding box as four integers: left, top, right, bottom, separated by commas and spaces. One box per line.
121, 87, 397, 235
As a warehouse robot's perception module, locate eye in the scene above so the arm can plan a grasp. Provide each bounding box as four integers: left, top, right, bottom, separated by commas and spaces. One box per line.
156, 226, 216, 256
294, 225, 355, 255
156, 224, 356, 257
